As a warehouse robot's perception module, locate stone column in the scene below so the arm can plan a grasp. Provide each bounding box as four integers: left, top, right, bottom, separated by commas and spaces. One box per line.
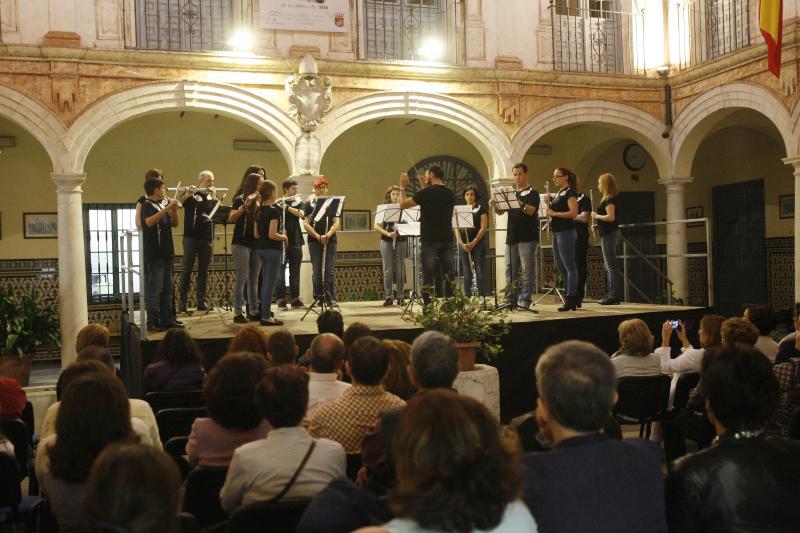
783, 156, 800, 301
52, 173, 89, 369
658, 176, 693, 303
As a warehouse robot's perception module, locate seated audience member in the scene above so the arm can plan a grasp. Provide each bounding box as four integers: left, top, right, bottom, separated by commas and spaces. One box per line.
317, 310, 344, 338
666, 346, 800, 532
267, 327, 299, 366
0, 428, 13, 457
721, 317, 759, 349
767, 342, 800, 437
225, 325, 270, 360
610, 318, 662, 377
0, 376, 26, 421
42, 358, 160, 447
522, 341, 667, 533
381, 340, 416, 401
343, 322, 372, 354
306, 333, 350, 424
656, 315, 725, 374
57, 333, 115, 400
37, 372, 137, 532
83, 442, 181, 533
75, 322, 110, 353
745, 304, 779, 361
187, 352, 270, 467
355, 390, 537, 533
776, 302, 800, 363
220, 366, 346, 511
143, 328, 205, 393
310, 336, 405, 454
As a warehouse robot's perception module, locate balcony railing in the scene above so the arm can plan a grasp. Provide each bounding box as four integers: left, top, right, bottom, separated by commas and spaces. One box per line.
673, 0, 751, 70
363, 0, 456, 63
550, 0, 647, 76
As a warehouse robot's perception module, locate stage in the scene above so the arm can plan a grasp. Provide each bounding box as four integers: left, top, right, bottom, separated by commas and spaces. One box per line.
139, 298, 706, 422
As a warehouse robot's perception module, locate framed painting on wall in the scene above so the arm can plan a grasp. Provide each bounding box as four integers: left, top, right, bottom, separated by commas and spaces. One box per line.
686, 206, 703, 228
24, 212, 58, 239
779, 195, 794, 219
342, 210, 370, 231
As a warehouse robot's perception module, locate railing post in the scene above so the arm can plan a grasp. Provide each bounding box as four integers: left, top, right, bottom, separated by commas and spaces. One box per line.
138, 228, 146, 333
120, 234, 127, 312
623, 240, 629, 302
126, 232, 135, 318
704, 217, 713, 307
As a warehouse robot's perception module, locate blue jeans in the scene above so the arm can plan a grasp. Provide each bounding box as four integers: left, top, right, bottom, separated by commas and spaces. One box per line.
421, 241, 453, 299
255, 248, 281, 319
505, 240, 537, 306
459, 238, 487, 296
380, 240, 406, 298
309, 239, 336, 301
552, 229, 578, 296
601, 229, 622, 299
145, 256, 174, 327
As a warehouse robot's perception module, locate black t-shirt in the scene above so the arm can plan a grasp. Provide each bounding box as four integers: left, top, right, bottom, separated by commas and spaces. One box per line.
380, 220, 407, 243
277, 199, 305, 247
575, 193, 592, 237
182, 193, 214, 241
413, 184, 455, 243
506, 186, 540, 244
549, 187, 577, 233
462, 204, 487, 242
255, 205, 283, 250
231, 196, 256, 248
303, 197, 339, 244
141, 197, 174, 260
597, 196, 619, 236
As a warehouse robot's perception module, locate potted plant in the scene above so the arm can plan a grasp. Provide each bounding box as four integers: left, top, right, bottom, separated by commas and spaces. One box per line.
407, 286, 510, 371
0, 288, 61, 386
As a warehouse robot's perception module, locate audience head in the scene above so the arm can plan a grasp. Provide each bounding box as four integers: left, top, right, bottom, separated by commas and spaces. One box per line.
227, 326, 270, 359
267, 328, 298, 366
721, 318, 759, 348
744, 304, 774, 336
308, 333, 345, 374
256, 366, 309, 429
410, 331, 459, 390
204, 352, 269, 430
617, 318, 654, 356
698, 314, 725, 349
83, 443, 180, 533
343, 322, 371, 356
702, 345, 779, 434
155, 328, 202, 367
347, 336, 389, 386
60, 359, 114, 397
50, 372, 134, 483
381, 340, 416, 400
75, 323, 110, 353
392, 390, 521, 532
536, 341, 617, 434
317, 310, 344, 338
76, 346, 115, 373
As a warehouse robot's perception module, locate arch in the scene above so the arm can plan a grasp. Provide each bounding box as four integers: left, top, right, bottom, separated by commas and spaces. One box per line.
790, 98, 800, 156
672, 82, 794, 176
0, 83, 68, 171
316, 92, 513, 181
65, 81, 300, 173
511, 100, 671, 178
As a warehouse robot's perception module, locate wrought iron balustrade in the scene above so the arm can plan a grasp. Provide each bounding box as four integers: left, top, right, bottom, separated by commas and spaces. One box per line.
363, 0, 454, 62
674, 0, 751, 70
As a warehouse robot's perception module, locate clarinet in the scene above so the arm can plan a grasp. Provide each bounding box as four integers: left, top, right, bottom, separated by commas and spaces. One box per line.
544, 181, 552, 237
589, 189, 597, 241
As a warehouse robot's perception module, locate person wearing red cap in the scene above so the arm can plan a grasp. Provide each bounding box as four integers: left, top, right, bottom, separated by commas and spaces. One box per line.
303, 177, 341, 305
0, 377, 27, 421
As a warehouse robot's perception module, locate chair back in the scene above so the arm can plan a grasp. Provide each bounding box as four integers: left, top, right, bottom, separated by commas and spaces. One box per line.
156, 407, 207, 444
178, 512, 201, 533
145, 390, 206, 414
0, 419, 29, 475
226, 499, 310, 533
672, 373, 701, 411
614, 375, 671, 421
164, 436, 191, 480
345, 453, 363, 481
0, 452, 21, 508
790, 406, 800, 440
183, 467, 229, 528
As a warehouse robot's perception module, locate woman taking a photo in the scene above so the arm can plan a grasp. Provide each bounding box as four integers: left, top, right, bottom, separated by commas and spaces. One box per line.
455, 185, 489, 297
545, 168, 579, 312
592, 172, 621, 305
375, 185, 407, 306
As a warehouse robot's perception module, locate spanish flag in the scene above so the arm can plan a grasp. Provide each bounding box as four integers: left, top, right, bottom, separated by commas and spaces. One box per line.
760, 0, 783, 77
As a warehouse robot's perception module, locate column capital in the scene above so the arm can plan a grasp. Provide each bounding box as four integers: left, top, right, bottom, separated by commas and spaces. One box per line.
51, 172, 86, 192
658, 176, 693, 192
782, 155, 800, 170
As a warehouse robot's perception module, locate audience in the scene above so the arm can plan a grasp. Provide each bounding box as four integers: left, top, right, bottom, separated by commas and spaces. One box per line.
522, 340, 667, 533
225, 326, 270, 359
380, 340, 416, 400
609, 319, 662, 377
356, 390, 537, 533
343, 322, 372, 354
186, 352, 271, 467
665, 346, 800, 531
306, 333, 350, 424
657, 315, 724, 374
75, 322, 110, 353
220, 366, 346, 511
267, 327, 299, 366
310, 336, 405, 454
317, 310, 344, 338
768, 335, 800, 437
143, 328, 205, 393
775, 302, 800, 363
83, 442, 181, 533
745, 304, 779, 361
0, 376, 26, 421
37, 372, 137, 532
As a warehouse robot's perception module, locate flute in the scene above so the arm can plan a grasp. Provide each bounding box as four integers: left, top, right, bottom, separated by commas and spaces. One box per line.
589, 189, 597, 240
544, 181, 552, 237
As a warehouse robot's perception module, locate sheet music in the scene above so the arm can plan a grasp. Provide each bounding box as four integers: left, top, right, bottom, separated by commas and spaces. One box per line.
375, 203, 402, 224
400, 205, 421, 222
491, 185, 521, 210
396, 222, 421, 236
452, 205, 474, 228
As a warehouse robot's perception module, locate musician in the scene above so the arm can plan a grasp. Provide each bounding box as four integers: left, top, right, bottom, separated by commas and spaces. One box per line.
135, 168, 163, 230
490, 162, 539, 310
274, 178, 305, 309
375, 185, 407, 306
140, 177, 181, 331
573, 178, 592, 308
399, 165, 455, 304
592, 172, 621, 305
455, 185, 488, 297
545, 167, 579, 312
254, 180, 288, 326
178, 170, 216, 313
303, 177, 340, 305
229, 172, 262, 324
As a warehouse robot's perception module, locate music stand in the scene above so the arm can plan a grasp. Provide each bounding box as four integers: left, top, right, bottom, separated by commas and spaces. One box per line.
204, 204, 233, 324
491, 185, 521, 211
302, 196, 344, 320
535, 217, 566, 306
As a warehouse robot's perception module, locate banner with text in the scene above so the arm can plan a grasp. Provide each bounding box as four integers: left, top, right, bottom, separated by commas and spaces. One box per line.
260, 0, 350, 33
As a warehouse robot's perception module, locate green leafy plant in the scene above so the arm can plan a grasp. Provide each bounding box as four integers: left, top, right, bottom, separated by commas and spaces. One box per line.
407, 285, 511, 360
0, 288, 61, 356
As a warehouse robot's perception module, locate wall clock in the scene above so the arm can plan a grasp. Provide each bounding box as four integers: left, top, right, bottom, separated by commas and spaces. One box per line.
623, 144, 647, 171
